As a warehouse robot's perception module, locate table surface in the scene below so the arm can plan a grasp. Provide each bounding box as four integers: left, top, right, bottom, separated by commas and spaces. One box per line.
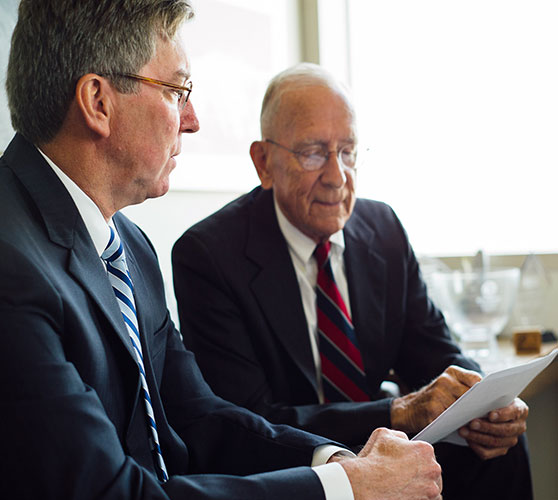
468, 339, 558, 400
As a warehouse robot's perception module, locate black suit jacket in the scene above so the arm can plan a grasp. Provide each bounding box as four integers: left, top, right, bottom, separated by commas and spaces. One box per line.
172, 186, 479, 447
0, 135, 332, 500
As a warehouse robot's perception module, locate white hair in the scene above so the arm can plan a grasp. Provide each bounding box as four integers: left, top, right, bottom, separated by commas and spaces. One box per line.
259, 63, 352, 138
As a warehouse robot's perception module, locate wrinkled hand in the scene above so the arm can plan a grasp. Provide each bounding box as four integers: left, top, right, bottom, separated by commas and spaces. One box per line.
390, 365, 482, 434
458, 397, 529, 460
330, 428, 442, 500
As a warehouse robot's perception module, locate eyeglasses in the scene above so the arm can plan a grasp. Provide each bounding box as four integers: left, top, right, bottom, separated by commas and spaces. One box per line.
265, 139, 358, 171
118, 73, 193, 111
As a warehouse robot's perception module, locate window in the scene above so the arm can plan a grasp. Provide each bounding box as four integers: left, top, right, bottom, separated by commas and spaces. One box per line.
172, 0, 300, 192
320, 0, 558, 256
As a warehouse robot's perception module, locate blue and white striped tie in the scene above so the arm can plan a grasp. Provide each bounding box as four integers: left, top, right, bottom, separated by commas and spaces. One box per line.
102, 226, 168, 482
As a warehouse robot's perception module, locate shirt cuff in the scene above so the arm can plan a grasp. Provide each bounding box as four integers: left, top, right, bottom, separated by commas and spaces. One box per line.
311, 444, 355, 466
312, 462, 354, 500
311, 445, 356, 500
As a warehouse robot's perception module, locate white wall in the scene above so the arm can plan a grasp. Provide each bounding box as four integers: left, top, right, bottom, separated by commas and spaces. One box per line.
122, 189, 244, 324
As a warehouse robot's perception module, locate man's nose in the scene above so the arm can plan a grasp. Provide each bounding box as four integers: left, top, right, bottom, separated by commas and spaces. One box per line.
180, 99, 200, 133
320, 151, 347, 187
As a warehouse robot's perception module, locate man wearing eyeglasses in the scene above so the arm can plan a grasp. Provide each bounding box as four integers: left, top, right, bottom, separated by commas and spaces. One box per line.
0, 2, 447, 500
172, 63, 532, 500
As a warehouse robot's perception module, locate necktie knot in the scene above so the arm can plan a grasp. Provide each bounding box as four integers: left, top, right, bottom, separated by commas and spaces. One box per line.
102, 226, 124, 264
314, 241, 331, 269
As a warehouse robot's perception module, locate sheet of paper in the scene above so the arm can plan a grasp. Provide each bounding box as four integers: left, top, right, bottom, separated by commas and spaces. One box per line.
412, 348, 558, 445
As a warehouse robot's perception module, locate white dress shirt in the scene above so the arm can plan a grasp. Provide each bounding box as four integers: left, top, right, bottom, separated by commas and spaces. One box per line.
37, 149, 112, 255
273, 194, 356, 499
274, 195, 352, 403
38, 149, 355, 500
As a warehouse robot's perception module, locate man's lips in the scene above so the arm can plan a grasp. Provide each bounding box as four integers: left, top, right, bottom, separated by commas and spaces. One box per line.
314, 198, 344, 206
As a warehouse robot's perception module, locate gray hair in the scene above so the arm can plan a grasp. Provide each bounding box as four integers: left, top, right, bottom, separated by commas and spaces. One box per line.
6, 0, 194, 145
260, 62, 352, 138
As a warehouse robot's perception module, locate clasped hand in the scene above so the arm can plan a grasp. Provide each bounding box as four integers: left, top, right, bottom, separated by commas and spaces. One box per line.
330, 428, 443, 500
390, 365, 529, 460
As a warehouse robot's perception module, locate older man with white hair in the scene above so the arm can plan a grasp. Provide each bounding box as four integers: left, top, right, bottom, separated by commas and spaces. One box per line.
173, 62, 532, 500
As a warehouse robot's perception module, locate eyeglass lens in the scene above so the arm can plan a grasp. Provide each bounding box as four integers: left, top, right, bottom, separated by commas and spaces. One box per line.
179, 83, 192, 111
299, 146, 357, 171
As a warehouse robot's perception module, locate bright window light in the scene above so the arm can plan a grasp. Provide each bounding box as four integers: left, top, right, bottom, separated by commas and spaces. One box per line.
172, 0, 299, 192
337, 0, 558, 256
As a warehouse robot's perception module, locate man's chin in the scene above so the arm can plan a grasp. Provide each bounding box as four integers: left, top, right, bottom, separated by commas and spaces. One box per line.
311, 210, 350, 227
141, 179, 171, 204
304, 219, 348, 242
151, 184, 170, 200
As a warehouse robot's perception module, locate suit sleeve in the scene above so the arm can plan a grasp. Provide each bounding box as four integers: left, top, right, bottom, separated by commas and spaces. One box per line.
0, 239, 326, 500
172, 230, 393, 449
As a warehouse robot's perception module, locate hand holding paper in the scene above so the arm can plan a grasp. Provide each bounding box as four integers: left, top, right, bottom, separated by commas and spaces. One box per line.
458, 397, 529, 460
391, 365, 482, 435
412, 349, 558, 451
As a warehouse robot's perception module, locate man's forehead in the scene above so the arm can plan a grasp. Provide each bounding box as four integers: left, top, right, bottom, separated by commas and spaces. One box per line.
275, 86, 356, 138
147, 34, 191, 81
282, 84, 352, 115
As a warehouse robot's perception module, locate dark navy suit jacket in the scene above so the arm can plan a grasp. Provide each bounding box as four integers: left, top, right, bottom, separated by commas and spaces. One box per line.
0, 135, 332, 499
172, 186, 479, 447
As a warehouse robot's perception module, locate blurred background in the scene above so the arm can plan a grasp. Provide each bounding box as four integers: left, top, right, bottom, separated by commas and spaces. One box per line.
1, 1, 557, 497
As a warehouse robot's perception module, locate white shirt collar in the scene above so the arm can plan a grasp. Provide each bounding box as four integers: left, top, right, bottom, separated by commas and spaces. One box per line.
37, 148, 112, 257
272, 191, 345, 264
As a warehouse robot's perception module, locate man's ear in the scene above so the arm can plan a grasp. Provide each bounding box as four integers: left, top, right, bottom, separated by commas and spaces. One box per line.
250, 140, 274, 189
75, 74, 113, 138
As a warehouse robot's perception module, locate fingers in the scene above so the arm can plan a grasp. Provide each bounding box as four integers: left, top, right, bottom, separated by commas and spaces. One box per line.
468, 417, 527, 437
391, 366, 483, 434
459, 397, 528, 445
460, 425, 519, 448
359, 427, 409, 456
342, 433, 443, 500
395, 438, 442, 498
488, 398, 529, 423
459, 417, 526, 446
373, 427, 409, 441
458, 399, 528, 460
466, 440, 512, 460
415, 440, 443, 498
429, 366, 481, 404
430, 372, 466, 402
444, 365, 482, 392
434, 471, 444, 500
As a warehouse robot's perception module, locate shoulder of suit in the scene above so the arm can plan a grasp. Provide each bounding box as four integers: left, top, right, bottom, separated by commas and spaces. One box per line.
348, 198, 408, 248
179, 186, 267, 242
352, 197, 398, 222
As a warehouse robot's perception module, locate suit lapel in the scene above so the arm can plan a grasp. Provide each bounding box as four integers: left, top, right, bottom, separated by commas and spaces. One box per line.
67, 240, 137, 362
6, 135, 152, 467
246, 189, 319, 395
344, 210, 387, 382
6, 134, 138, 363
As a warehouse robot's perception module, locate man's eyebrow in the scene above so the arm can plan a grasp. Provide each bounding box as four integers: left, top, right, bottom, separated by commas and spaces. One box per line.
295, 138, 356, 150
295, 140, 328, 149
174, 69, 191, 83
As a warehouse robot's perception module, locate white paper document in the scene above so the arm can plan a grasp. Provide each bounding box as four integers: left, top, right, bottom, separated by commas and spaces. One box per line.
412, 348, 558, 445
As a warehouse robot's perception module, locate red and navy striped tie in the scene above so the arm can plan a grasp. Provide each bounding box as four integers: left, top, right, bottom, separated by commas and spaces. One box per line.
314, 241, 370, 403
